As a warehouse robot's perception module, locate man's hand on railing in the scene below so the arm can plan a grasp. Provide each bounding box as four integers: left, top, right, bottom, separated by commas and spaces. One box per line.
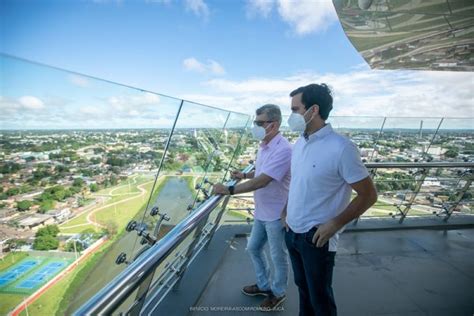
212, 183, 230, 195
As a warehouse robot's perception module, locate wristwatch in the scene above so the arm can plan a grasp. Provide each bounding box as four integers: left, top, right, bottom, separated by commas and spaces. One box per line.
228, 185, 235, 195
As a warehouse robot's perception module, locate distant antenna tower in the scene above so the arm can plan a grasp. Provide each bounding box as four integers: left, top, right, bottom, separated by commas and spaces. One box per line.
419, 120, 423, 139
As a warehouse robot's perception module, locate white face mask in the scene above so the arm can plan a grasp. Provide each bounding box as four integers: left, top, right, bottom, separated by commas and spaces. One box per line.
287, 106, 314, 132
251, 125, 267, 141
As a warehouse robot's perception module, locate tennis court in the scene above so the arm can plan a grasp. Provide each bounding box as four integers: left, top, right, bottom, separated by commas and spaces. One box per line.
16, 262, 66, 289
0, 256, 73, 294
0, 259, 43, 287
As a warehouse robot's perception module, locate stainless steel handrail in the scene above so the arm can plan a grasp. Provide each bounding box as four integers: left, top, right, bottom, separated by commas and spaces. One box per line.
73, 164, 254, 316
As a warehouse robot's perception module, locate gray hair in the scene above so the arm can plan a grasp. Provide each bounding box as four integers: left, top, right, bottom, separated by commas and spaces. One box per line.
256, 104, 282, 124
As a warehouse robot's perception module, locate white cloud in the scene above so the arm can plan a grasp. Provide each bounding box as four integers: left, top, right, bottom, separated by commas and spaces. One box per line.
185, 0, 209, 19
245, 0, 274, 18
107, 92, 160, 112
208, 60, 226, 75
277, 0, 338, 35
246, 0, 338, 35
18, 96, 44, 110
2, 70, 472, 130
68, 74, 90, 87
183, 57, 206, 73
80, 106, 104, 115
183, 57, 226, 75
183, 70, 474, 119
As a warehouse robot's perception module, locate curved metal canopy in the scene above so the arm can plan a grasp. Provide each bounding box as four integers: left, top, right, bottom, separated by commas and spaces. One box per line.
333, 0, 474, 71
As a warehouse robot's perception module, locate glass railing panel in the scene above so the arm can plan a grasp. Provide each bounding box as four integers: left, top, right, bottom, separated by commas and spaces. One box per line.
434, 118, 474, 162
121, 102, 250, 276
372, 117, 443, 162
118, 107, 251, 312
359, 163, 474, 218
0, 54, 183, 316
367, 166, 428, 218
138, 101, 227, 228
212, 111, 251, 180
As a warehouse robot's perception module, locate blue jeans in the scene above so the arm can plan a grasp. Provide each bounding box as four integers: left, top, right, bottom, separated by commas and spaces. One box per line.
246, 218, 289, 297
285, 227, 337, 316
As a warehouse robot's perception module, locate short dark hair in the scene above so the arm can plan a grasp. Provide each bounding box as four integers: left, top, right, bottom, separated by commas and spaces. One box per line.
290, 83, 333, 120
256, 104, 282, 124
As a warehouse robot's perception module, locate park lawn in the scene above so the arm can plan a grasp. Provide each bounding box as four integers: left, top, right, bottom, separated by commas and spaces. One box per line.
60, 224, 96, 235
108, 176, 151, 195
109, 183, 141, 195
94, 184, 153, 229
60, 178, 163, 234
0, 293, 25, 315
60, 210, 94, 229
60, 179, 154, 232
93, 177, 167, 234
92, 175, 147, 196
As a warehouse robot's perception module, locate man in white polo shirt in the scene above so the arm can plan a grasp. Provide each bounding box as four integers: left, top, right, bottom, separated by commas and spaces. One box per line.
283, 84, 377, 316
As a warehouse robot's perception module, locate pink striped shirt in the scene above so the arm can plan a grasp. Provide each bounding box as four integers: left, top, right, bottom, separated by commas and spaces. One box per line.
253, 133, 292, 221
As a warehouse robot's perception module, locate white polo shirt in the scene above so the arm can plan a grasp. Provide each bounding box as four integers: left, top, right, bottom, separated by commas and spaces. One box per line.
286, 124, 369, 251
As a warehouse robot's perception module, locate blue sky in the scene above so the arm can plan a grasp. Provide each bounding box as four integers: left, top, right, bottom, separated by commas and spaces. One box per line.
1, 0, 473, 129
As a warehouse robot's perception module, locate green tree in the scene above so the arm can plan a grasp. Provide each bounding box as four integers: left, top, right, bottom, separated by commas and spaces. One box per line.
89, 183, 99, 192
444, 149, 458, 158
90, 157, 102, 164
110, 175, 118, 186
33, 235, 59, 250
0, 162, 21, 174
73, 178, 85, 187
6, 187, 20, 197
36, 224, 60, 237
39, 199, 55, 213
64, 240, 85, 252
17, 200, 33, 212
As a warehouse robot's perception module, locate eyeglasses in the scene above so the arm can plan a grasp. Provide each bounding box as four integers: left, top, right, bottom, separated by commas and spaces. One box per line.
253, 120, 274, 127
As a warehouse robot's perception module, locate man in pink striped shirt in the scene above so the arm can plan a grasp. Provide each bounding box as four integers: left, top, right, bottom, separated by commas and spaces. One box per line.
213, 104, 291, 311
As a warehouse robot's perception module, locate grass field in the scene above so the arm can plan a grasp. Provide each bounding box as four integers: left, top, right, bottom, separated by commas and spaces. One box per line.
59, 175, 157, 234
